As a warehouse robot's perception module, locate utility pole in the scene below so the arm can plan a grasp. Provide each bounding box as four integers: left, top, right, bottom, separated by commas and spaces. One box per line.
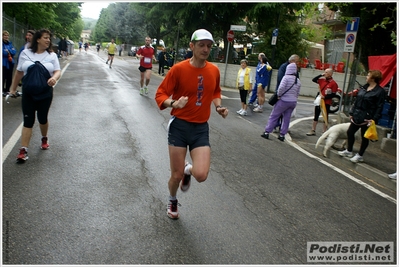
268, 13, 280, 93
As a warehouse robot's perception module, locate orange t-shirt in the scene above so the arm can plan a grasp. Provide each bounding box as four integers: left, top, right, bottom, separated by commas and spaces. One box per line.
155, 59, 221, 123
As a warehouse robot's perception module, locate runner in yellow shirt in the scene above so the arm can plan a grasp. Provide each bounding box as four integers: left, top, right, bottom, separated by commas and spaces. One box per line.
106, 39, 117, 69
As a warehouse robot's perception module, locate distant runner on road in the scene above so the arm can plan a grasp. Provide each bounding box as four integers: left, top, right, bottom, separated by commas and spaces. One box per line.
137, 36, 157, 95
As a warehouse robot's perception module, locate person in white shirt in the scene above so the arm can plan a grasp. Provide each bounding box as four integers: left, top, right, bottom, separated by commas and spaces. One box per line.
9, 28, 61, 163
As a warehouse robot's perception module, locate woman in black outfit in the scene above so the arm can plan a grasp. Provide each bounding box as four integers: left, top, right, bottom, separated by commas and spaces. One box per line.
338, 70, 386, 163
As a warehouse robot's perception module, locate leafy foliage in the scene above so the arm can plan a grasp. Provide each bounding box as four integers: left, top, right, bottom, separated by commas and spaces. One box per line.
3, 2, 84, 40
296, 3, 333, 42
326, 3, 397, 69
92, 3, 146, 44
246, 3, 307, 67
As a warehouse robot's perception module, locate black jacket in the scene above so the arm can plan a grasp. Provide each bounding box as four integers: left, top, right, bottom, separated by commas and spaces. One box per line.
349, 84, 386, 124
158, 51, 166, 63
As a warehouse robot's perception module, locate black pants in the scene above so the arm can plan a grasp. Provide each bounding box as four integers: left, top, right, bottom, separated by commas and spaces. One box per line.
22, 93, 53, 128
313, 104, 331, 122
347, 122, 369, 156
158, 61, 165, 74
239, 88, 248, 104
3, 65, 14, 93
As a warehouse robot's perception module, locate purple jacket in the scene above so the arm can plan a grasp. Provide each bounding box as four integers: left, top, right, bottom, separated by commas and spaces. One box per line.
277, 63, 301, 102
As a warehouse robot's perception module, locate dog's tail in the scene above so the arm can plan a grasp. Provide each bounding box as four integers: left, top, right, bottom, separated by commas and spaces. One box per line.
315, 130, 330, 149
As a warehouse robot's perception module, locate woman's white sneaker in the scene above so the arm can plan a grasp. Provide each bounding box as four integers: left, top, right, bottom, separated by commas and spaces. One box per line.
350, 153, 364, 163
338, 149, 353, 157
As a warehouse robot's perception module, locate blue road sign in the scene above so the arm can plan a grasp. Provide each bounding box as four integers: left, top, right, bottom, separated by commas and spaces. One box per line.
272, 29, 278, 37
346, 33, 355, 44
346, 17, 360, 32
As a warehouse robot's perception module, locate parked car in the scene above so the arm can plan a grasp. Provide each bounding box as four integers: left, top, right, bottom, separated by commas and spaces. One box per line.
128, 46, 137, 56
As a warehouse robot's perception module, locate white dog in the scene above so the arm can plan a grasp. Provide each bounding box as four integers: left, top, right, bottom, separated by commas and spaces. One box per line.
315, 122, 350, 157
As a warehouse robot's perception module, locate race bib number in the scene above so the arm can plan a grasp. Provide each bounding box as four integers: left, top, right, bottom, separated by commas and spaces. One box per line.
144, 57, 152, 64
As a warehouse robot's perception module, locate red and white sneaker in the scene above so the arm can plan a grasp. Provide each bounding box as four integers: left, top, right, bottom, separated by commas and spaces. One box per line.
167, 200, 180, 219
180, 162, 192, 192
41, 137, 49, 150
16, 148, 28, 163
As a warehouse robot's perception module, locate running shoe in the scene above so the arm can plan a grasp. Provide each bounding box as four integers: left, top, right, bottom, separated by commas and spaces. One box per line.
261, 132, 269, 139
278, 135, 285, 142
180, 162, 192, 192
338, 149, 353, 157
239, 110, 247, 116
167, 199, 179, 219
236, 109, 243, 114
306, 130, 316, 136
144, 86, 148, 94
253, 107, 263, 113
16, 148, 28, 163
41, 137, 49, 150
350, 153, 364, 163
140, 88, 144, 95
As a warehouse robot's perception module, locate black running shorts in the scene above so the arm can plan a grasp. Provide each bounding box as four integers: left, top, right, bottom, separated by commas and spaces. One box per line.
167, 117, 210, 151
138, 66, 152, 72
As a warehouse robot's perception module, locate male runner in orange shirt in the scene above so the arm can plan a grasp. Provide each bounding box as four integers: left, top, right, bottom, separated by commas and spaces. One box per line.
155, 29, 228, 219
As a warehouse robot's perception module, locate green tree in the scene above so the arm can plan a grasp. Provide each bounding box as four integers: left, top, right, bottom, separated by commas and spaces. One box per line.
53, 2, 83, 39
92, 3, 146, 44
3, 3, 58, 29
173, 3, 255, 62
246, 3, 306, 67
3, 2, 84, 39
93, 2, 312, 66
296, 3, 333, 42
326, 3, 396, 69
132, 3, 183, 47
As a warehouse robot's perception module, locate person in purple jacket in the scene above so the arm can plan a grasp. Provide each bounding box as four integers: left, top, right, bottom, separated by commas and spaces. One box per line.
260, 62, 301, 141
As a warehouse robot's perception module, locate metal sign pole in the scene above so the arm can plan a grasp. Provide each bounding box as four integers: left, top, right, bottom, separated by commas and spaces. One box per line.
338, 52, 351, 113
339, 17, 360, 113
223, 41, 230, 87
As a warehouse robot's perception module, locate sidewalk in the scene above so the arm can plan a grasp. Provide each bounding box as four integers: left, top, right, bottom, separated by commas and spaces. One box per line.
222, 87, 397, 193
282, 95, 397, 193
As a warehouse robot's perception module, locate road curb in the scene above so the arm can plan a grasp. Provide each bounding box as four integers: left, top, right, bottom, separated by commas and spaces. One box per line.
301, 141, 397, 193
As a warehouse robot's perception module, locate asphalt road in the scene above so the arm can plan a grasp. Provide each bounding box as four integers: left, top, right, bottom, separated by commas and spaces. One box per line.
2, 49, 396, 264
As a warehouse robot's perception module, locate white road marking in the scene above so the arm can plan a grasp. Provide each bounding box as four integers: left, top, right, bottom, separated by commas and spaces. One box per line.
240, 115, 396, 204
288, 117, 396, 204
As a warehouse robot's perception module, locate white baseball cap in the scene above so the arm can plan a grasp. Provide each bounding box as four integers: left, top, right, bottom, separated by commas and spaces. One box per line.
191, 29, 215, 43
